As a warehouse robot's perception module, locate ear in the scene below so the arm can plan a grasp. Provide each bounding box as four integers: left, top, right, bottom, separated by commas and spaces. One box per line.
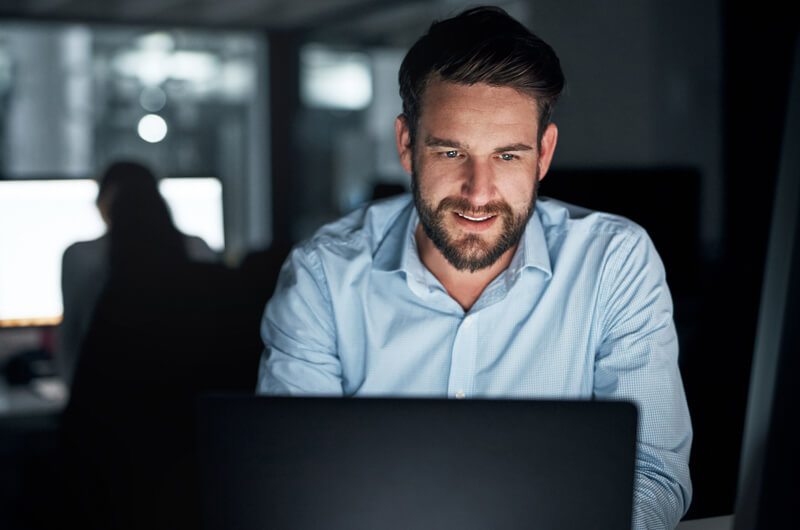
536, 123, 558, 182
395, 115, 413, 175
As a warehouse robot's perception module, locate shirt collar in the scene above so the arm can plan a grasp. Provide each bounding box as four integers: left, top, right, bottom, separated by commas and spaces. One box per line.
373, 200, 552, 282
371, 198, 416, 274
508, 207, 552, 280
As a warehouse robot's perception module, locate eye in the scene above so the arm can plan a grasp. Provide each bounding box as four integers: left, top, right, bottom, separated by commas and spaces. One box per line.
444, 150, 459, 158
499, 153, 516, 161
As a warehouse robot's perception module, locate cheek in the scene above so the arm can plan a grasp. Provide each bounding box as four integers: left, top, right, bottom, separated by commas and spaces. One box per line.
416, 160, 461, 194
499, 175, 537, 208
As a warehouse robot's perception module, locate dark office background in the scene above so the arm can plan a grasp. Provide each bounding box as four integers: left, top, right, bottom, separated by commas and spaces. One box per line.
0, 1, 797, 528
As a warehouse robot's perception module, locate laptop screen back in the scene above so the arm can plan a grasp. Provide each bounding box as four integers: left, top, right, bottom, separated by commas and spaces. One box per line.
195, 395, 637, 530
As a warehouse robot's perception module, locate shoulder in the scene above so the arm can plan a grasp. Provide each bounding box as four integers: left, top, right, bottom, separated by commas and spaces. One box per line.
268, 195, 413, 322
296, 193, 413, 261
181, 234, 218, 262
536, 196, 649, 244
62, 235, 108, 265
533, 197, 661, 282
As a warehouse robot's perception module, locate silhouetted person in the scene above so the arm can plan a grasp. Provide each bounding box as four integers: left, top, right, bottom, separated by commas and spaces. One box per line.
57, 162, 259, 530
59, 161, 216, 387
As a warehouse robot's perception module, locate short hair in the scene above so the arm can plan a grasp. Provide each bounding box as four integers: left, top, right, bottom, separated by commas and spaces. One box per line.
399, 6, 565, 145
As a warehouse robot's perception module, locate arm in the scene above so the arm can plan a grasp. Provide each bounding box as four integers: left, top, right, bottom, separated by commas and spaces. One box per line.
58, 246, 81, 385
593, 229, 692, 530
59, 242, 105, 386
256, 244, 344, 395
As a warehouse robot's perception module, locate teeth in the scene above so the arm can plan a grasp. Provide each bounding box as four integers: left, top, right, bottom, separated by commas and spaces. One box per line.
457, 212, 492, 221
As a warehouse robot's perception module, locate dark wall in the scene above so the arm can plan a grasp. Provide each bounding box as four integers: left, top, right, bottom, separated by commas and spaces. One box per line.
678, 3, 798, 519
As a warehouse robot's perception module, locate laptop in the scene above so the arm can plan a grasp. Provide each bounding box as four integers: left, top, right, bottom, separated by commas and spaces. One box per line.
195, 395, 637, 530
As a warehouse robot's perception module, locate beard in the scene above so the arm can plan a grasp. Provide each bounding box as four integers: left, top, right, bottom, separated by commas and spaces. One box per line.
411, 162, 539, 273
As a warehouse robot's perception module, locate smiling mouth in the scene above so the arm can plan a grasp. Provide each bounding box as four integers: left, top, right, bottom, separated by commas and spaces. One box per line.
455, 212, 495, 222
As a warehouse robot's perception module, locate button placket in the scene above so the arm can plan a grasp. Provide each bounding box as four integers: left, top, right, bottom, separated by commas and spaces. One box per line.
447, 314, 478, 399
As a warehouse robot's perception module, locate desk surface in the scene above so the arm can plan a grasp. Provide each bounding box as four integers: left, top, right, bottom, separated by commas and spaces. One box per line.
677, 515, 734, 530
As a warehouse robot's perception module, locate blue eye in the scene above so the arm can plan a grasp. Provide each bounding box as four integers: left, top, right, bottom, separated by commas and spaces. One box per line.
445, 150, 459, 158
500, 153, 516, 161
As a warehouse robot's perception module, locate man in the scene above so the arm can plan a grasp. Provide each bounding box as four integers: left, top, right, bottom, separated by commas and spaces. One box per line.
257, 6, 692, 529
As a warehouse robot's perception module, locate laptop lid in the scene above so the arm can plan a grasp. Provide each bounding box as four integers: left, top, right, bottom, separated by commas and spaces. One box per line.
195, 395, 637, 530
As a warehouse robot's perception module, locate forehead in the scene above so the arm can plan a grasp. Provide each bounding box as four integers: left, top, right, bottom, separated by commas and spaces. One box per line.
417, 78, 540, 142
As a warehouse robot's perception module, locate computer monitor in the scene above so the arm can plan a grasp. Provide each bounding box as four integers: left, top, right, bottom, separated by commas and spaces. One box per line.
0, 177, 224, 327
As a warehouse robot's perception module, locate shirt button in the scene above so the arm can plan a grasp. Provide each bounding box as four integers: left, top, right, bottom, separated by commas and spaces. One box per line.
455, 390, 466, 399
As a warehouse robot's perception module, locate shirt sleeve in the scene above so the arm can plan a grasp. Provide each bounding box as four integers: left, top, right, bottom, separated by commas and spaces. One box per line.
256, 243, 344, 395
593, 228, 693, 530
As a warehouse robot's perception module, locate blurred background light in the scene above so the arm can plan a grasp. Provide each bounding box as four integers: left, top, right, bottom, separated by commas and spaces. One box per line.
220, 59, 256, 100
301, 45, 372, 110
137, 114, 168, 143
171, 51, 219, 84
112, 48, 219, 87
113, 48, 170, 85
140, 86, 167, 112
158, 178, 225, 251
135, 31, 175, 53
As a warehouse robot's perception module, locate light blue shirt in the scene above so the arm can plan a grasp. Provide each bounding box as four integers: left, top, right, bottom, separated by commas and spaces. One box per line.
257, 193, 692, 529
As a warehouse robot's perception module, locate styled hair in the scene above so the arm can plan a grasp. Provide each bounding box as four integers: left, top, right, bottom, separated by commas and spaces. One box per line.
399, 6, 564, 145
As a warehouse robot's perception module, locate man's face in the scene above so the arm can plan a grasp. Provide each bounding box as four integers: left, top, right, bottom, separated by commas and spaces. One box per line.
396, 78, 557, 272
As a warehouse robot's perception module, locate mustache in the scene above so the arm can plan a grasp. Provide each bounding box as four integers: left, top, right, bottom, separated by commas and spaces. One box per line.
436, 196, 513, 218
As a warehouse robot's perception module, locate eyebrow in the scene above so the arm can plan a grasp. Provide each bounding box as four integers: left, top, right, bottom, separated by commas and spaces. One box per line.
423, 136, 533, 153
424, 136, 466, 150
493, 143, 534, 153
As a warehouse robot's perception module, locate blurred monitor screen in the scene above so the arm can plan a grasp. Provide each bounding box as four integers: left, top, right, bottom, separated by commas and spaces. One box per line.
0, 177, 224, 327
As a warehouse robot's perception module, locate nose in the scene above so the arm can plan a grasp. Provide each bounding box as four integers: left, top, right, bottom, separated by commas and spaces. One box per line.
461, 159, 495, 205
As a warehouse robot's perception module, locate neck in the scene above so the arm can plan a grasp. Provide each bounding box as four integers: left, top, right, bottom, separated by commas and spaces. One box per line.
415, 223, 516, 312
